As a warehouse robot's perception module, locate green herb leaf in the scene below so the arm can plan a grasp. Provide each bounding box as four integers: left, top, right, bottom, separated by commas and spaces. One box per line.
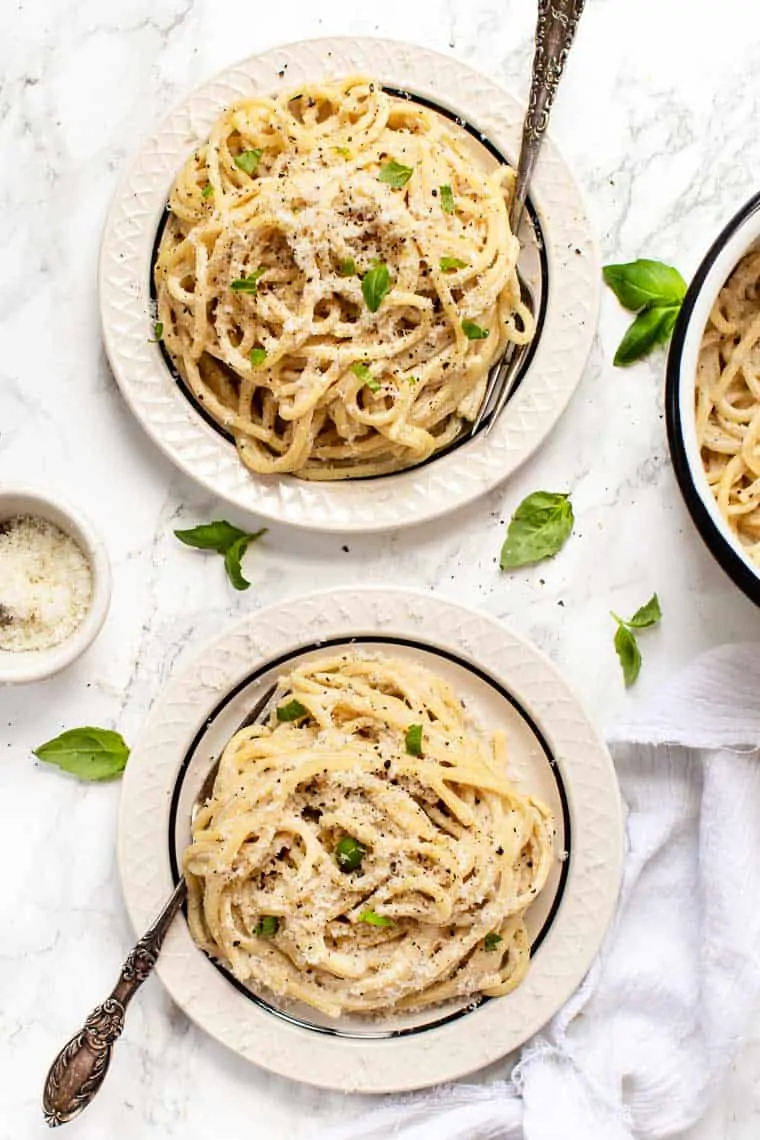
614, 623, 642, 687
500, 491, 574, 570
358, 910, 392, 927
440, 184, 455, 214
407, 375, 419, 385
201, 183, 214, 199
602, 259, 687, 312
613, 305, 679, 367
405, 723, 423, 756
334, 146, 351, 157
335, 836, 367, 873
277, 699, 309, 722
378, 160, 414, 189
440, 256, 469, 271
249, 347, 267, 367
175, 521, 266, 589
627, 593, 662, 629
361, 263, 391, 313
174, 520, 249, 554
231, 267, 267, 294
148, 321, 163, 343
462, 319, 489, 340
339, 258, 356, 277
484, 932, 503, 952
234, 148, 262, 175
351, 362, 371, 382
255, 915, 279, 937
223, 532, 263, 591
33, 727, 129, 781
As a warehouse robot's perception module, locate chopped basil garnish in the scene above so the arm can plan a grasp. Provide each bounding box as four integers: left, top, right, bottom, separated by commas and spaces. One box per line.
405, 724, 423, 756
484, 932, 503, 952
378, 160, 414, 188
351, 362, 381, 392
334, 146, 351, 157
611, 594, 662, 686
339, 258, 356, 277
249, 347, 267, 367
440, 184, 455, 214
33, 727, 129, 782
440, 256, 469, 271
174, 521, 267, 591
358, 910, 392, 927
335, 836, 367, 873
500, 492, 573, 570
231, 267, 267, 294
462, 319, 489, 340
361, 263, 391, 313
277, 698, 309, 722
201, 184, 214, 199
255, 915, 279, 937
148, 321, 163, 343
234, 149, 262, 175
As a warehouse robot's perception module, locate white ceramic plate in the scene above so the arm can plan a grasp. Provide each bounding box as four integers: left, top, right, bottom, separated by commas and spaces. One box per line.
100, 38, 599, 533
118, 588, 622, 1092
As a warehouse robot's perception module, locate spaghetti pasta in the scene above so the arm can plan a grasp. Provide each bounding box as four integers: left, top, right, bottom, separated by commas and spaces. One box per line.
183, 654, 555, 1017
697, 249, 760, 559
155, 75, 533, 480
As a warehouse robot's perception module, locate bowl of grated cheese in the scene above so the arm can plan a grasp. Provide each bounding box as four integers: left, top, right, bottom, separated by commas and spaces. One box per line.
0, 488, 111, 684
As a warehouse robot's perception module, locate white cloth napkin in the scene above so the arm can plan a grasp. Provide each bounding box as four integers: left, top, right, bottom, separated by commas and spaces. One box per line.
309, 643, 760, 1140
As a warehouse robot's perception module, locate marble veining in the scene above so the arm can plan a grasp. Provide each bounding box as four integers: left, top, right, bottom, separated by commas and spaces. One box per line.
2, 0, 760, 1136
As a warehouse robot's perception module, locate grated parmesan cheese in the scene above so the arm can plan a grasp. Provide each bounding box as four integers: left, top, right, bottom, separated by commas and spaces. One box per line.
0, 515, 93, 652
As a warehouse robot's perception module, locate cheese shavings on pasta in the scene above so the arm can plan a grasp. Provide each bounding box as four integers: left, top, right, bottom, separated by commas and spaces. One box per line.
183, 654, 555, 1017
155, 75, 533, 480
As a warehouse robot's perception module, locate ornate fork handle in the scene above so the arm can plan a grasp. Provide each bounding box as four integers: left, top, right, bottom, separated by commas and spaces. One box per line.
42, 880, 186, 1127
510, 0, 586, 231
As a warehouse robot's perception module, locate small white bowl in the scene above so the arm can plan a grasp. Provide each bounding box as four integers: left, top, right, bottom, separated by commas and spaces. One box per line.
667, 191, 760, 605
0, 488, 111, 683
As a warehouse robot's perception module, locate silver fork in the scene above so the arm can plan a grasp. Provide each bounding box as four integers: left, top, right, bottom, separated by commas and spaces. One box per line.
42, 682, 282, 1127
470, 0, 587, 437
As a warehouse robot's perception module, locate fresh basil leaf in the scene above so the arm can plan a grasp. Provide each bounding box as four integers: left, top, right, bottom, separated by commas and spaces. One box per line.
378, 160, 414, 189
484, 932, 502, 952
351, 362, 371, 382
201, 184, 214, 199
603, 259, 686, 311
627, 593, 662, 629
614, 622, 641, 687
255, 915, 279, 937
234, 148, 262, 175
277, 699, 309, 722
34, 727, 129, 781
405, 723, 423, 756
249, 347, 267, 367
335, 836, 367, 873
500, 491, 574, 570
361, 263, 391, 312
339, 258, 356, 277
148, 321, 163, 343
440, 256, 469, 271
440, 184, 455, 214
462, 319, 489, 340
174, 520, 249, 554
613, 305, 679, 367
223, 529, 266, 591
358, 910, 392, 927
231, 267, 266, 294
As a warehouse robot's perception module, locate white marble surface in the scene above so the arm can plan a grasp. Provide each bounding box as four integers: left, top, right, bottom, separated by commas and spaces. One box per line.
3, 0, 760, 1135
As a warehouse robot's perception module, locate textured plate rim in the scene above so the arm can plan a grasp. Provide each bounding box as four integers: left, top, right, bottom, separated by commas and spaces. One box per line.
99, 36, 600, 533
117, 587, 623, 1093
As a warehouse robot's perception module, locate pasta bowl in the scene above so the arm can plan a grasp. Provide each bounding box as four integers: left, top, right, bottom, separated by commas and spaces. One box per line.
666, 190, 760, 605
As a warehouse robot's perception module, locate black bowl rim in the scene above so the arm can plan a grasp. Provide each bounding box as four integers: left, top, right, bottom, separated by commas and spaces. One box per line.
665, 188, 760, 606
